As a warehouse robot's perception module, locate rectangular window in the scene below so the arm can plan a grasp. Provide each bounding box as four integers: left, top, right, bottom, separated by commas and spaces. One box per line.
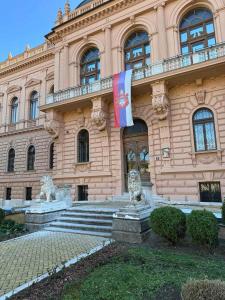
6, 188, 12, 200
78, 185, 88, 201
206, 22, 214, 34
26, 187, 32, 201
199, 182, 222, 202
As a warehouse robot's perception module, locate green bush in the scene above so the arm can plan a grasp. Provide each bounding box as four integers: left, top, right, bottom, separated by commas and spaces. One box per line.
181, 279, 225, 300
0, 208, 5, 224
187, 210, 218, 249
150, 206, 186, 245
222, 200, 225, 224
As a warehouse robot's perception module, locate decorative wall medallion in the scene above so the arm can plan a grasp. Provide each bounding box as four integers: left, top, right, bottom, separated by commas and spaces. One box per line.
195, 90, 206, 104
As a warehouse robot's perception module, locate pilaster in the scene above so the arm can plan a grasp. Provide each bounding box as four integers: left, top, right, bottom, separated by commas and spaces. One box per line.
154, 2, 168, 60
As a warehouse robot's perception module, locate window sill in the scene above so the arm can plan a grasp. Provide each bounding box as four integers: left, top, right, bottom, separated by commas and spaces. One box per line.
193, 149, 221, 155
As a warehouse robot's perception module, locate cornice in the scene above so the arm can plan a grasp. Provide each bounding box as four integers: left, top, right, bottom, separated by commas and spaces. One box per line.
0, 125, 44, 138
25, 79, 42, 88
46, 0, 146, 44
0, 49, 54, 79
6, 85, 22, 94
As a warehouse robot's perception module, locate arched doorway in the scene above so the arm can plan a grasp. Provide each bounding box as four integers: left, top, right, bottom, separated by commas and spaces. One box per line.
123, 119, 151, 190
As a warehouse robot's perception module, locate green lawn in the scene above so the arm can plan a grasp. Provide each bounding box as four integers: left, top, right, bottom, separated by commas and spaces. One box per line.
62, 246, 225, 300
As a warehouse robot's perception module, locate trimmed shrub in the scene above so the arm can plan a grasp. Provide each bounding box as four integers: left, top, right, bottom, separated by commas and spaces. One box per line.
181, 279, 225, 300
0, 208, 5, 224
150, 206, 186, 245
222, 200, 225, 224
187, 210, 218, 249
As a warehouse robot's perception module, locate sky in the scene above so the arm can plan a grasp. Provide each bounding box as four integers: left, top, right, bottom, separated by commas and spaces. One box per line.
0, 0, 81, 61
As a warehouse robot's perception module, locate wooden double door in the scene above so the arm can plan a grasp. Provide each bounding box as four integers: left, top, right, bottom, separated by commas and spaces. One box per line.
123, 119, 150, 190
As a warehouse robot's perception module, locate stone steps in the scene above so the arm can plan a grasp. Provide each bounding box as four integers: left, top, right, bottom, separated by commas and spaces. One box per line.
45, 227, 112, 238
44, 205, 116, 238
58, 216, 113, 226
62, 212, 113, 219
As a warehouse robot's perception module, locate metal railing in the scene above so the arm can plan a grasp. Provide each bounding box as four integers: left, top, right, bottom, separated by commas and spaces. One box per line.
46, 42, 225, 105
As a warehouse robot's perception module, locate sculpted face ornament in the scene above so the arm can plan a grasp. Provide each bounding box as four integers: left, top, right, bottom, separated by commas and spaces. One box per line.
128, 169, 146, 205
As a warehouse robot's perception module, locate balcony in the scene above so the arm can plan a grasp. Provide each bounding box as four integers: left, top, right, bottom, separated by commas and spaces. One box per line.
45, 42, 225, 107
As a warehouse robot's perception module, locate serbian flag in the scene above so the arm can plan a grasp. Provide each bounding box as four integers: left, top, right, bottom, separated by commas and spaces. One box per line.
113, 70, 134, 128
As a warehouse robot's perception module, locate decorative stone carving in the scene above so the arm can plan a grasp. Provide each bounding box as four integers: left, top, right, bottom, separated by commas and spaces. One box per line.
151, 81, 169, 120
195, 90, 206, 104
74, 162, 91, 172
44, 119, 60, 140
128, 169, 146, 205
25, 79, 42, 88
91, 97, 107, 131
91, 109, 107, 131
38, 176, 57, 202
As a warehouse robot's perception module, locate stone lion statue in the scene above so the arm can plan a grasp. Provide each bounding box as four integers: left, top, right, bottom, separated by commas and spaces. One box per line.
38, 175, 56, 202
128, 169, 145, 205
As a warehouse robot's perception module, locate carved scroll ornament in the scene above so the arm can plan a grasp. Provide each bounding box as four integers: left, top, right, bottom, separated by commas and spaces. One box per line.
91, 109, 107, 131
44, 120, 60, 140
152, 94, 169, 121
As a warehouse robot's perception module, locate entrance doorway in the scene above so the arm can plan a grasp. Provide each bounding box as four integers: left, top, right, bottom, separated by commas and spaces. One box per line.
123, 119, 150, 191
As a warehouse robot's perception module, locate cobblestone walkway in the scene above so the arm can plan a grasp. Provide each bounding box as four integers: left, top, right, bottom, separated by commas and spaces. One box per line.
0, 231, 108, 298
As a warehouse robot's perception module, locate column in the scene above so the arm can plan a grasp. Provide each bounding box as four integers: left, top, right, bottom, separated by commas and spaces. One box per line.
155, 2, 168, 60
104, 25, 112, 76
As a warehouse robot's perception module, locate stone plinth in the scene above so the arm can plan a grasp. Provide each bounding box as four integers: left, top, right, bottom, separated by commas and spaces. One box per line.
25, 199, 72, 232
112, 204, 151, 244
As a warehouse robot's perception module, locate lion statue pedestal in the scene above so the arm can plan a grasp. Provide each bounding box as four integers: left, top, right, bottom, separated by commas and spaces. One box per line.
25, 176, 72, 232
112, 169, 152, 244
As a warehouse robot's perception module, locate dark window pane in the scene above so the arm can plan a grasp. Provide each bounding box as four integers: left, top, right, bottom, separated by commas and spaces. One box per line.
49, 143, 55, 169
78, 185, 88, 201
8, 149, 15, 172
26, 187, 32, 201
30, 91, 39, 120
6, 188, 12, 200
11, 97, 18, 124
199, 182, 222, 202
27, 146, 35, 171
78, 129, 89, 163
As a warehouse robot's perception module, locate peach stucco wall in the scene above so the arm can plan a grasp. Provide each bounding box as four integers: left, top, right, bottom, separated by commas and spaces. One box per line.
0, 0, 225, 203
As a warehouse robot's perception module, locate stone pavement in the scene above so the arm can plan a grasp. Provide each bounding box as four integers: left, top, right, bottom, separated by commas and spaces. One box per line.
0, 231, 109, 298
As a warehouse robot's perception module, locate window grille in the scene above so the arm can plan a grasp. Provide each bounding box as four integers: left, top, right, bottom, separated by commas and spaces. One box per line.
193, 108, 217, 152
199, 182, 222, 202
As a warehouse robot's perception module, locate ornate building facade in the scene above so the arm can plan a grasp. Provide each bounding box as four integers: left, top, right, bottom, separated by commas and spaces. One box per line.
0, 0, 225, 205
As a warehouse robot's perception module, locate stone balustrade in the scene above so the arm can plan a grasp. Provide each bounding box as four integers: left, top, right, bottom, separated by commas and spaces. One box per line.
46, 42, 225, 105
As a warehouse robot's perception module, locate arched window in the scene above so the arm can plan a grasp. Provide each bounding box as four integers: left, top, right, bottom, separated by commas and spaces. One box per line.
8, 148, 15, 172
27, 145, 35, 171
30, 91, 39, 120
80, 48, 100, 85
49, 142, 55, 170
193, 108, 217, 152
11, 97, 18, 124
180, 8, 216, 54
124, 31, 150, 70
78, 129, 89, 163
